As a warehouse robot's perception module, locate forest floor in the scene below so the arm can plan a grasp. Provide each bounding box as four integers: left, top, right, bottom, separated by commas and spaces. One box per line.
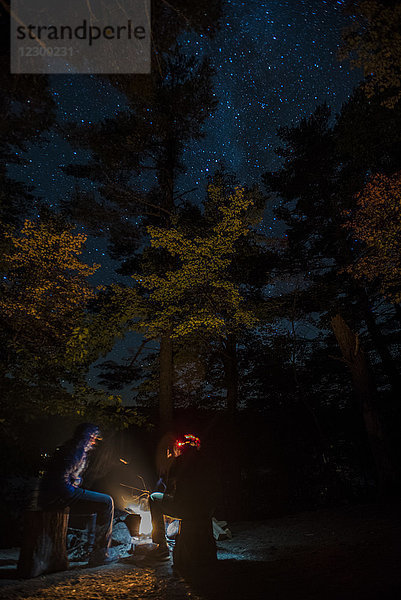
0, 502, 400, 600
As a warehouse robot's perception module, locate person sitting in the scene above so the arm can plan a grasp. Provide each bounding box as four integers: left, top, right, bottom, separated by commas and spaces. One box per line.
38, 422, 117, 567
147, 433, 218, 563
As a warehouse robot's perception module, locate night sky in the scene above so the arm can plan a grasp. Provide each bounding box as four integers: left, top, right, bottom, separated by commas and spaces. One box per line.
183, 0, 360, 187
9, 0, 361, 400
11, 0, 360, 210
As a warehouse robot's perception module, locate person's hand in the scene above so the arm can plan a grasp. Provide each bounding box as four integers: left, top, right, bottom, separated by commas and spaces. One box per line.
73, 477, 82, 487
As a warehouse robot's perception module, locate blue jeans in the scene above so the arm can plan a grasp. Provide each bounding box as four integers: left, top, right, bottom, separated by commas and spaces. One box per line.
39, 487, 114, 559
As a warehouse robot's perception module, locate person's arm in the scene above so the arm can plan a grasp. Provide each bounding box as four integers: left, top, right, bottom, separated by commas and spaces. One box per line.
64, 448, 87, 488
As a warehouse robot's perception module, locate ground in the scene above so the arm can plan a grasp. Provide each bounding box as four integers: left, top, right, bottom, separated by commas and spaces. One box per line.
0, 502, 400, 600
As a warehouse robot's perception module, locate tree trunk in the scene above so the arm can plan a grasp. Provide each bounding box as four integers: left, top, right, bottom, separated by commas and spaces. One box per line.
220, 336, 242, 518
159, 332, 173, 431
289, 295, 328, 462
331, 314, 398, 496
222, 334, 238, 415
18, 508, 69, 578
361, 293, 401, 394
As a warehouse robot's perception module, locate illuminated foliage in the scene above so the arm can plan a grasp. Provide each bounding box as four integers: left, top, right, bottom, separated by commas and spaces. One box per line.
0, 217, 103, 396
343, 171, 401, 302
0, 219, 141, 428
133, 185, 258, 339
0, 219, 144, 427
65, 284, 145, 365
1, 219, 100, 340
68, 185, 259, 357
340, 0, 401, 108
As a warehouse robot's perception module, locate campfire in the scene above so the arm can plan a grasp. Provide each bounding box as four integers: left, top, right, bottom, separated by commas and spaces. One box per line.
120, 476, 153, 537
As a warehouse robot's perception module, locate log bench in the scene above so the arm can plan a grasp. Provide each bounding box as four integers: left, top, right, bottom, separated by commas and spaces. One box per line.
18, 508, 70, 578
173, 517, 217, 573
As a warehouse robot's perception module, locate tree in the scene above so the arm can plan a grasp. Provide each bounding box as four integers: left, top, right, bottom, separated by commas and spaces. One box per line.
0, 2, 55, 231
340, 0, 401, 108
67, 182, 266, 415
264, 96, 401, 392
343, 171, 401, 302
0, 3, 58, 434
0, 217, 101, 422
63, 3, 222, 429
331, 314, 399, 495
135, 185, 257, 338
135, 184, 261, 414
1, 219, 99, 333
262, 96, 401, 495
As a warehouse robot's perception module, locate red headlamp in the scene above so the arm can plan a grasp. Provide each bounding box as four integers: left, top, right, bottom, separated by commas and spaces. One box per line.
175, 434, 201, 451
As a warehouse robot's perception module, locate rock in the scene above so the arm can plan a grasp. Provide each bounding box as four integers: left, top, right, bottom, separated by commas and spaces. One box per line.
212, 517, 232, 541
112, 521, 131, 546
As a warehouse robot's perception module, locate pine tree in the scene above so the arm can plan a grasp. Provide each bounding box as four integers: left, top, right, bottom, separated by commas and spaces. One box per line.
63, 2, 222, 429
66, 178, 271, 415
262, 92, 401, 493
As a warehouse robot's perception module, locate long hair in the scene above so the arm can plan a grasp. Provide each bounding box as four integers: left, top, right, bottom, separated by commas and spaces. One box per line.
72, 423, 100, 445
63, 423, 100, 477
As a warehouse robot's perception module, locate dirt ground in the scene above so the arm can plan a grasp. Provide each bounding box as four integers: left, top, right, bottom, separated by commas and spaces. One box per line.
0, 502, 400, 600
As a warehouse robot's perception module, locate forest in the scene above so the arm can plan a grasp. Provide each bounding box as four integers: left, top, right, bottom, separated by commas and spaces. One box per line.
1, 0, 401, 555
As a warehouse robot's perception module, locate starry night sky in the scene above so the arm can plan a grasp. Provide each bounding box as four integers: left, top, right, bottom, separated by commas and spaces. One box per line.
9, 0, 361, 399
183, 0, 360, 188
12, 0, 360, 217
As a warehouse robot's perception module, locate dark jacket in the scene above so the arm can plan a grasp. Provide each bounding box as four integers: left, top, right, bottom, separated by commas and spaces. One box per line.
39, 442, 88, 506
166, 448, 219, 519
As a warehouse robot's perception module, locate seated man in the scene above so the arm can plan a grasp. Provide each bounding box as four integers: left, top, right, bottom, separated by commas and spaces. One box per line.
148, 433, 218, 562
38, 422, 117, 567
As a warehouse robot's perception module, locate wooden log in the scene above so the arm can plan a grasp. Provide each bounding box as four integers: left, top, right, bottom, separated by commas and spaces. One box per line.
173, 518, 217, 572
18, 508, 70, 578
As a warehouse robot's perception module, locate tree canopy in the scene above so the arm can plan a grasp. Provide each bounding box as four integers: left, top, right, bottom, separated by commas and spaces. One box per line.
340, 0, 401, 108
135, 184, 259, 339
343, 171, 401, 302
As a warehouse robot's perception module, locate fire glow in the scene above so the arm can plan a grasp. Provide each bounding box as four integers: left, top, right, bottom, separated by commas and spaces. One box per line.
120, 478, 152, 537
125, 502, 152, 536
